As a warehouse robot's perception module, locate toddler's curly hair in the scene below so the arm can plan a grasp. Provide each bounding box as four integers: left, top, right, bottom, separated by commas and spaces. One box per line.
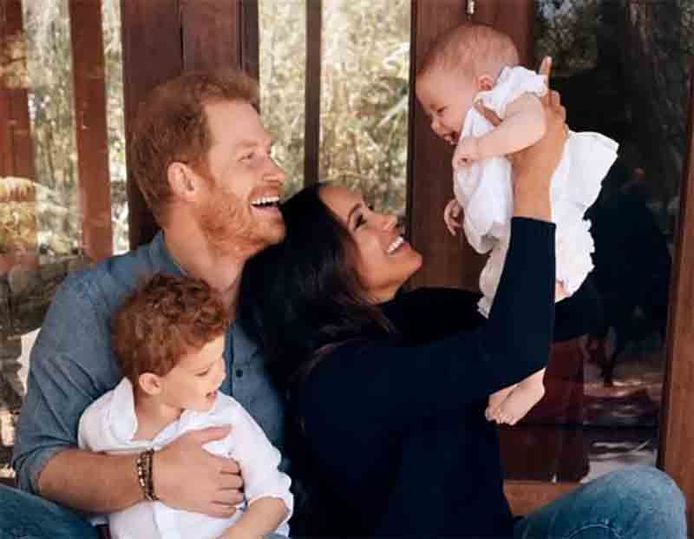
112, 274, 229, 384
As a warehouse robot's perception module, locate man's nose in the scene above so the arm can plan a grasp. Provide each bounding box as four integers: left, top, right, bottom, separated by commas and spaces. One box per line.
382, 214, 398, 230
265, 157, 286, 185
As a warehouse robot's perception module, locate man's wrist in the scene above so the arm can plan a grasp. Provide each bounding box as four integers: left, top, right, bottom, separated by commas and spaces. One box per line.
136, 449, 159, 501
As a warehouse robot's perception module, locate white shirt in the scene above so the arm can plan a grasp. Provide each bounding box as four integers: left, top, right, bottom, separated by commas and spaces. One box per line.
78, 378, 293, 539
454, 65, 619, 316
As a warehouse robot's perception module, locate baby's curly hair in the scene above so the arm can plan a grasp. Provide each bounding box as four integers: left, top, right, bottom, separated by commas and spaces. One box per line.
112, 274, 229, 384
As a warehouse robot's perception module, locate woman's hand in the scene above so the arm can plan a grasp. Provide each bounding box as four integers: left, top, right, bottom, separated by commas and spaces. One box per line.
475, 56, 568, 221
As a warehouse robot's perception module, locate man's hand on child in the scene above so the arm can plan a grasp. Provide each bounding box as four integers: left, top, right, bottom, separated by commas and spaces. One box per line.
452, 136, 481, 169
154, 425, 245, 518
443, 198, 463, 236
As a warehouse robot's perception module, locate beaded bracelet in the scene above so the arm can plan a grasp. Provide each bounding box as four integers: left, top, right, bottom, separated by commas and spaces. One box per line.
136, 449, 158, 501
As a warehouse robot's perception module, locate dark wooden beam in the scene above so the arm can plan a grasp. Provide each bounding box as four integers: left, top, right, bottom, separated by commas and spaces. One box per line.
180, 0, 259, 75
659, 68, 694, 531
407, 0, 472, 289
69, 0, 113, 262
120, 0, 183, 248
181, 0, 240, 71
0, 0, 38, 268
0, 0, 35, 179
471, 0, 535, 68
304, 0, 321, 186
240, 0, 259, 81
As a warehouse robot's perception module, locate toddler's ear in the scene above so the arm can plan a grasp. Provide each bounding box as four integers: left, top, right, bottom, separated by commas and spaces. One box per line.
138, 372, 163, 396
477, 74, 494, 92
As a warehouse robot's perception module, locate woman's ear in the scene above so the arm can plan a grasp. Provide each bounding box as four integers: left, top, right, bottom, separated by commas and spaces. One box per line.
167, 162, 199, 201
477, 74, 494, 92
138, 372, 163, 396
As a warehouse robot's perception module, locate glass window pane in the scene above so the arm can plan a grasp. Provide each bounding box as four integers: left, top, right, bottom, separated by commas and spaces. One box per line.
320, 0, 410, 218
500, 0, 691, 483
102, 0, 127, 254
23, 0, 79, 258
259, 0, 307, 197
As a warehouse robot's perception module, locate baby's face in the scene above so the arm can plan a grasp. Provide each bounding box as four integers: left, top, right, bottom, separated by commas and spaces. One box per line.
416, 68, 477, 145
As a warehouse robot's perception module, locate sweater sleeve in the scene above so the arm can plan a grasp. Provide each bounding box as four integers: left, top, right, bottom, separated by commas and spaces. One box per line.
300, 217, 555, 432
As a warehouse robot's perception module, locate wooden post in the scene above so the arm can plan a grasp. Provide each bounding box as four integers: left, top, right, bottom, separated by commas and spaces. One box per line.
0, 0, 34, 179
407, 0, 472, 289
181, 0, 241, 71
304, 0, 321, 186
659, 68, 694, 531
471, 0, 535, 67
0, 0, 38, 271
69, 0, 113, 262
120, 0, 182, 248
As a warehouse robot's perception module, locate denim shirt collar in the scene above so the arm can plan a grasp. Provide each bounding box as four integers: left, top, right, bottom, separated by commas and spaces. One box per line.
148, 231, 186, 278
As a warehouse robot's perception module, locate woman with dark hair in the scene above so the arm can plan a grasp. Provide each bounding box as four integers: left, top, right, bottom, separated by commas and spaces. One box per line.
241, 89, 685, 536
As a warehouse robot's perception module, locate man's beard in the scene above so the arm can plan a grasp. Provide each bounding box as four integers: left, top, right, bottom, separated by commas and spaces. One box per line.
197, 188, 284, 258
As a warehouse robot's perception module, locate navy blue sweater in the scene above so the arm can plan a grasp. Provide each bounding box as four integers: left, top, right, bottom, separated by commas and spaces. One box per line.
295, 218, 556, 536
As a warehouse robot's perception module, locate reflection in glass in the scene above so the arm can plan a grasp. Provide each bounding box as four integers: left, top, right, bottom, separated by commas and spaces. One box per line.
102, 0, 128, 254
320, 0, 410, 217
23, 0, 79, 258
259, 0, 307, 197
500, 0, 692, 483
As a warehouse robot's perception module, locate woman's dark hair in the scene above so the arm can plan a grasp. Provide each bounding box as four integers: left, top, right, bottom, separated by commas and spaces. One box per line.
240, 182, 392, 390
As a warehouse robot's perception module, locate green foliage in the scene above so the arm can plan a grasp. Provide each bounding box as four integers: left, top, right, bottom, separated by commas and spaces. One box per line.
259, 0, 307, 197
22, 0, 79, 255
535, 0, 599, 76
260, 0, 411, 217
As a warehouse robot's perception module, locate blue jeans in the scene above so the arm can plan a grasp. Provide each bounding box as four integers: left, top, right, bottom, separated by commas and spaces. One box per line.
0, 483, 98, 538
0, 466, 685, 538
515, 466, 687, 538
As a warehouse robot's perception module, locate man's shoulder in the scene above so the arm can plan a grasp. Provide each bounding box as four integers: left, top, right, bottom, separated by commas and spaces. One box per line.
57, 241, 158, 313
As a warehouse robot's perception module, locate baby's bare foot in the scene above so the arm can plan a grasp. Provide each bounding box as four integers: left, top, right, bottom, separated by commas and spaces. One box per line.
489, 382, 545, 426
486, 385, 516, 421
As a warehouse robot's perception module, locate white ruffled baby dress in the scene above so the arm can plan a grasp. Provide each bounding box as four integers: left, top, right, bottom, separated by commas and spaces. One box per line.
453, 66, 619, 317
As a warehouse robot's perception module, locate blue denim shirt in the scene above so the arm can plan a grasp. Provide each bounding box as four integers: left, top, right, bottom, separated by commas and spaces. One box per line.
12, 232, 284, 494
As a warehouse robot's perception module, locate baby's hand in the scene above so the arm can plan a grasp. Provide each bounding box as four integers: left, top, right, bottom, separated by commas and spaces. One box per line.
452, 136, 481, 169
443, 198, 462, 236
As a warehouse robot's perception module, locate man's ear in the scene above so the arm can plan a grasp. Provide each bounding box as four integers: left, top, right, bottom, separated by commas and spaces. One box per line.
167, 162, 199, 201
138, 372, 163, 396
477, 74, 494, 92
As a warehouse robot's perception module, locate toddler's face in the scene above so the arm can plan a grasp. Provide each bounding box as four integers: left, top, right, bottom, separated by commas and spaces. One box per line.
416, 68, 478, 146
155, 334, 227, 412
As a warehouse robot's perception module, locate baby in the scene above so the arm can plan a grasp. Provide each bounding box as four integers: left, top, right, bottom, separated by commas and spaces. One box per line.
415, 24, 618, 426
78, 274, 293, 539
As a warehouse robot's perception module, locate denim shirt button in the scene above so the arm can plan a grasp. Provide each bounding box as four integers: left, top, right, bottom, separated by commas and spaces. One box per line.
235, 369, 243, 378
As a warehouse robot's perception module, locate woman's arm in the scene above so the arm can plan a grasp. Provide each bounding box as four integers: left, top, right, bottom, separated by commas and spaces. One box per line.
301, 59, 566, 433
302, 217, 555, 432
382, 288, 483, 344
